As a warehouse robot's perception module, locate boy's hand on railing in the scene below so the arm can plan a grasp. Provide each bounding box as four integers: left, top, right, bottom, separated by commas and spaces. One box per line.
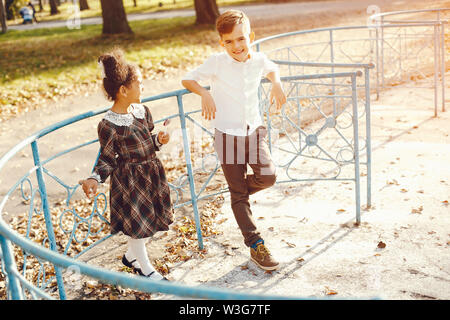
78, 179, 98, 198
201, 91, 216, 120
269, 82, 287, 114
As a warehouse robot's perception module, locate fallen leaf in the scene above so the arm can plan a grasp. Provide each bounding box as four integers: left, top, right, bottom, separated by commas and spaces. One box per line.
109, 293, 118, 300
282, 239, 296, 248
297, 257, 305, 262
387, 179, 400, 185
225, 249, 235, 256
325, 286, 338, 295
377, 241, 386, 249
411, 206, 423, 214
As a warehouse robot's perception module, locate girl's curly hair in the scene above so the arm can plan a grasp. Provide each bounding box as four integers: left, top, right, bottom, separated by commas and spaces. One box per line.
98, 48, 139, 101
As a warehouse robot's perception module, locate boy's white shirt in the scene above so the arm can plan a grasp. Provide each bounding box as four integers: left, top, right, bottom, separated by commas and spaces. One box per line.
182, 50, 279, 136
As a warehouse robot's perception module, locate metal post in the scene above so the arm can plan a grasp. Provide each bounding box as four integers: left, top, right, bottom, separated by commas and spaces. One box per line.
287, 47, 292, 77
441, 21, 446, 112
351, 74, 361, 224
330, 29, 336, 115
375, 25, 380, 100
433, 24, 439, 117
297, 82, 301, 151
0, 235, 23, 299
30, 141, 66, 299
364, 68, 372, 208
398, 31, 402, 77
176, 95, 204, 250
381, 16, 385, 89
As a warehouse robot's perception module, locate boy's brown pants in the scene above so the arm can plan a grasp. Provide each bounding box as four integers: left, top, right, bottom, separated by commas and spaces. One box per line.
214, 125, 277, 247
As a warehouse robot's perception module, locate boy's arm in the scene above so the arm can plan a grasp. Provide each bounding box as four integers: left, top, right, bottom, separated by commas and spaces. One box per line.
181, 54, 217, 120
266, 71, 286, 112
182, 80, 216, 120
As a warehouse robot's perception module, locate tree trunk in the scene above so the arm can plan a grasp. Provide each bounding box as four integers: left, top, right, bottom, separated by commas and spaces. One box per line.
38, 0, 43, 12
193, 0, 219, 25
0, 0, 7, 34
5, 0, 13, 20
49, 0, 59, 15
100, 0, 133, 34
79, 0, 89, 11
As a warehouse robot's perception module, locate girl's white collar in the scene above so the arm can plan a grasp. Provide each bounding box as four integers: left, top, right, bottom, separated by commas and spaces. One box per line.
104, 104, 145, 126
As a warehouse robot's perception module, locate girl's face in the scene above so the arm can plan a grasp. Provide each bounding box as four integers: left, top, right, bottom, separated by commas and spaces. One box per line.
119, 69, 143, 104
128, 69, 144, 103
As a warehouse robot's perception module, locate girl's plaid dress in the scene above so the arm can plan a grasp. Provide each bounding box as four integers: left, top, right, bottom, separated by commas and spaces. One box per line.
91, 104, 174, 239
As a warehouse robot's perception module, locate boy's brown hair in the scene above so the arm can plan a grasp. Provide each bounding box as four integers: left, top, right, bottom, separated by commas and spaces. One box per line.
215, 10, 251, 36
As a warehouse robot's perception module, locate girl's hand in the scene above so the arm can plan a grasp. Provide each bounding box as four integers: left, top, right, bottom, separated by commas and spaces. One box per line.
78, 178, 98, 198
157, 131, 170, 145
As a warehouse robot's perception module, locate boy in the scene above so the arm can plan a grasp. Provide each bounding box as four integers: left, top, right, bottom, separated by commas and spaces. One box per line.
181, 10, 286, 271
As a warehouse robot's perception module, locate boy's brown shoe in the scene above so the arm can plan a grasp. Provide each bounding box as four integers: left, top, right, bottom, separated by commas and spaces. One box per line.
250, 242, 279, 271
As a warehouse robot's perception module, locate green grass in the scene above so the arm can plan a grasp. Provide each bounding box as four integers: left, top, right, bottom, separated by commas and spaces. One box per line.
0, 0, 267, 117
0, 16, 221, 115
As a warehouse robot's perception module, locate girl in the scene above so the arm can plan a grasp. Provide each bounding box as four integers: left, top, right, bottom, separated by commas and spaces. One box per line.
79, 48, 173, 281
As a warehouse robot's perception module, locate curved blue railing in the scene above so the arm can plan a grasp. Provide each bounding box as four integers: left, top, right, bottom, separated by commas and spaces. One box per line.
1, 72, 363, 300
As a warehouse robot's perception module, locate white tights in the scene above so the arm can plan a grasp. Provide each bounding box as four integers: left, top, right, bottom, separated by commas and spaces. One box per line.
125, 237, 163, 279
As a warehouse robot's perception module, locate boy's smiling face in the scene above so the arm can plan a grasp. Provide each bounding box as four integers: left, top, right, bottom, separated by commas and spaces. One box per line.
220, 23, 255, 62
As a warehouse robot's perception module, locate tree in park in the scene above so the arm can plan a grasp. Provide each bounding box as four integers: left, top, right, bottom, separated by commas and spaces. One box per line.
79, 0, 89, 11
194, 0, 219, 25
49, 0, 59, 15
100, 0, 132, 34
0, 0, 7, 34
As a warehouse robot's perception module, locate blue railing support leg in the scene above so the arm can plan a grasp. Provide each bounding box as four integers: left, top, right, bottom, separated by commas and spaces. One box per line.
30, 141, 67, 299
176, 95, 204, 250
365, 68, 372, 208
0, 235, 24, 299
351, 75, 361, 224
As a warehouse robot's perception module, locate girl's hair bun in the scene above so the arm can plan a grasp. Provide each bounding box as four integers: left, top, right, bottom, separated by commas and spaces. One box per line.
98, 48, 139, 101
